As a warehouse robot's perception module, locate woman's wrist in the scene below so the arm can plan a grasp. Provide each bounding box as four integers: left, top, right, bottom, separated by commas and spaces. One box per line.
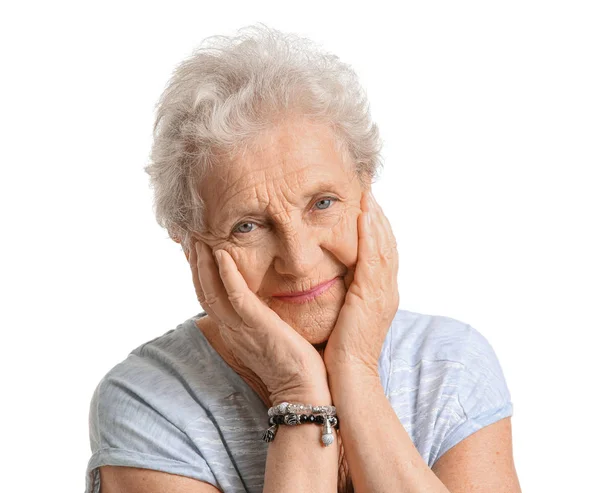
270, 388, 333, 408
263, 408, 339, 493
270, 380, 332, 406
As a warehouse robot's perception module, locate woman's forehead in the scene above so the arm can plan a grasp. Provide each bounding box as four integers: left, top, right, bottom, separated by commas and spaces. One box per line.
199, 120, 356, 207
201, 156, 356, 227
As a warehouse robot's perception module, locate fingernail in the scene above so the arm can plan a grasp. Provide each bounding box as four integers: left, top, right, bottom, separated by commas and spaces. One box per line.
366, 212, 371, 225
214, 250, 223, 263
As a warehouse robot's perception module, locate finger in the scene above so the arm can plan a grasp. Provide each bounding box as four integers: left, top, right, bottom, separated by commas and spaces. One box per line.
369, 193, 399, 274
358, 193, 398, 297
213, 251, 304, 359
188, 241, 218, 320
214, 249, 275, 329
369, 193, 400, 289
357, 191, 379, 270
369, 192, 397, 250
195, 241, 244, 328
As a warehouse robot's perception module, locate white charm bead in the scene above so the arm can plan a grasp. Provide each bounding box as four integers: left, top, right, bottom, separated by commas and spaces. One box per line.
322, 433, 334, 446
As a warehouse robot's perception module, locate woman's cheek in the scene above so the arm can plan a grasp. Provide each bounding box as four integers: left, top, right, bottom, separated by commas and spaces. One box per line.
232, 248, 267, 294
326, 208, 359, 273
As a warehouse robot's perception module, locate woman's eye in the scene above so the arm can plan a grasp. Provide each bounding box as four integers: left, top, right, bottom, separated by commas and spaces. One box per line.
234, 222, 256, 234
233, 198, 337, 235
314, 197, 337, 210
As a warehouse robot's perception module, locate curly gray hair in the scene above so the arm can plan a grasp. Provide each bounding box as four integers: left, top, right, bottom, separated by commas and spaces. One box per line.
144, 23, 383, 253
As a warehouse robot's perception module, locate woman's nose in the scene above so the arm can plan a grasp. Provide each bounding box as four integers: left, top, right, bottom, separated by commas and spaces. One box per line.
272, 226, 323, 278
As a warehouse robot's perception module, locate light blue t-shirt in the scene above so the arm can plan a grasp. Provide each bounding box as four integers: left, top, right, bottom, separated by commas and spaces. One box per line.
85, 309, 513, 492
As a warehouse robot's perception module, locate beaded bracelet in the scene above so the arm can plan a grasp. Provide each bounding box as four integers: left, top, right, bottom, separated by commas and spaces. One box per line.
268, 402, 336, 416
262, 401, 339, 446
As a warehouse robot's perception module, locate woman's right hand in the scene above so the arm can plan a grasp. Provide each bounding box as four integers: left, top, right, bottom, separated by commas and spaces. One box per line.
188, 240, 330, 406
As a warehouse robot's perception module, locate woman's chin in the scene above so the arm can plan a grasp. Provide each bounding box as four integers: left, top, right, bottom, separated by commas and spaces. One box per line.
263, 278, 346, 345
305, 324, 334, 346
272, 302, 342, 345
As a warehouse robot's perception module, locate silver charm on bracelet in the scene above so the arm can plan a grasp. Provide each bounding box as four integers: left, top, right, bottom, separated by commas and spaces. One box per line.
321, 417, 334, 446
262, 424, 278, 443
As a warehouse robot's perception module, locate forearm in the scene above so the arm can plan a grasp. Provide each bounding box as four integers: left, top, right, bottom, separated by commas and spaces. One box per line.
263, 390, 338, 493
329, 365, 450, 493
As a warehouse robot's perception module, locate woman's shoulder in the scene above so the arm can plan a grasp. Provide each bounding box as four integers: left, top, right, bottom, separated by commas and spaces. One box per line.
387, 308, 486, 364
85, 313, 256, 493
89, 313, 246, 417
384, 309, 514, 467
386, 308, 512, 397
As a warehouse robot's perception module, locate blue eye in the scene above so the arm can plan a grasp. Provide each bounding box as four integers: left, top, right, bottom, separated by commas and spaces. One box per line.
315, 198, 336, 210
233, 198, 337, 235
235, 222, 256, 234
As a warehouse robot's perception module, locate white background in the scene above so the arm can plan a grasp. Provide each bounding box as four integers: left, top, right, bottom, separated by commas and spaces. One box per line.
1, 1, 598, 491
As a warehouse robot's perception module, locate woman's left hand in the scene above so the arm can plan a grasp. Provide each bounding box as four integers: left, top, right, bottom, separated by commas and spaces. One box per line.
323, 189, 400, 374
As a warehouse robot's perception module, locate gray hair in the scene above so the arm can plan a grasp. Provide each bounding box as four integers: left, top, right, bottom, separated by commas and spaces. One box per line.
144, 23, 383, 253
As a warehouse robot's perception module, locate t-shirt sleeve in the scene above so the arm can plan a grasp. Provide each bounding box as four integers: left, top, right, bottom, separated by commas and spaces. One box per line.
433, 326, 514, 464
85, 359, 220, 493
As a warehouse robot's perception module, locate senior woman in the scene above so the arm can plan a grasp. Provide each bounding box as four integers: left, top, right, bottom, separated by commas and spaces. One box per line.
85, 25, 521, 493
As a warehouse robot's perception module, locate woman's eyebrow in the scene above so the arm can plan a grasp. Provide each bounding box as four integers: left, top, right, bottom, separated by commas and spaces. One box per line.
301, 180, 344, 198
217, 180, 346, 225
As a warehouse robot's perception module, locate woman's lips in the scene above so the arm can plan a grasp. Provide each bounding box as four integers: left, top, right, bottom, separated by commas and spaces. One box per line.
272, 277, 339, 304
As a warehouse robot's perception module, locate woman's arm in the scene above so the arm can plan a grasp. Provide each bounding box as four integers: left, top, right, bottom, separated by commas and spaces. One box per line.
329, 365, 450, 493
322, 190, 445, 492
263, 389, 339, 493
324, 322, 521, 491
188, 242, 342, 491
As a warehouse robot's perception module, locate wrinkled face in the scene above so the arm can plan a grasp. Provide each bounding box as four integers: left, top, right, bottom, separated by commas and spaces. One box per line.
195, 118, 367, 345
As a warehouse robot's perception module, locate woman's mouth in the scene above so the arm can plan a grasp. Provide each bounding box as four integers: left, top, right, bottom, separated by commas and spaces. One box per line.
272, 277, 340, 304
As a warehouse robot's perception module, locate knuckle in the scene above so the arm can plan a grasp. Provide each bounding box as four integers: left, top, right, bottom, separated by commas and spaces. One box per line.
228, 290, 245, 308
382, 248, 396, 261
365, 253, 380, 267
366, 258, 380, 269
204, 293, 219, 307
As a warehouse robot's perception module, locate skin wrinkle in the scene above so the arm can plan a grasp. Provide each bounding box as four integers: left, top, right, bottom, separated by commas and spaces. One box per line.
217, 166, 345, 235
192, 117, 365, 346
189, 117, 368, 492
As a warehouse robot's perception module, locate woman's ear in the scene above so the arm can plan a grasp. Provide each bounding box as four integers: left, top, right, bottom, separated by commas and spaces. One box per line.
168, 232, 191, 262
182, 239, 195, 264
